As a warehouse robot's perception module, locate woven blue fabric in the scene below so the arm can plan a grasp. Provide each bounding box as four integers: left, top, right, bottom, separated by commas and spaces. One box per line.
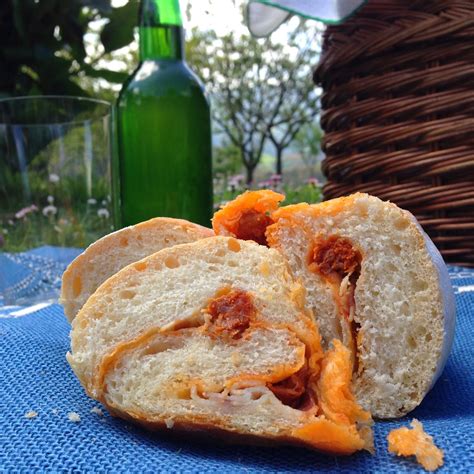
0, 253, 473, 472
0, 246, 82, 306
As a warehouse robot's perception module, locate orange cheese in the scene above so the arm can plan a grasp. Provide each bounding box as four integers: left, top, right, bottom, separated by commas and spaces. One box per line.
388, 419, 444, 471
316, 339, 371, 427
292, 418, 368, 455
212, 190, 284, 245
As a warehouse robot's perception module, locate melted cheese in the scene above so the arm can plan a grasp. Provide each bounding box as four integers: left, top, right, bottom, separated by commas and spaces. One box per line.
212, 189, 284, 245
388, 419, 444, 471
316, 340, 372, 427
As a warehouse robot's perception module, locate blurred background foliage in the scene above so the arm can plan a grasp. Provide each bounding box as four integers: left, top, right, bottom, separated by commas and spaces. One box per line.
0, 0, 324, 222
0, 0, 137, 99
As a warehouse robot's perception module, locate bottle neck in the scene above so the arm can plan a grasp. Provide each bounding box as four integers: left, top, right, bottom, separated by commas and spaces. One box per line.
139, 0, 184, 61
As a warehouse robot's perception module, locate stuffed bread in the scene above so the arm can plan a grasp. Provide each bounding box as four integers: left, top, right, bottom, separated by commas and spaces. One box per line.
212, 191, 455, 418
61, 217, 213, 322
67, 236, 373, 454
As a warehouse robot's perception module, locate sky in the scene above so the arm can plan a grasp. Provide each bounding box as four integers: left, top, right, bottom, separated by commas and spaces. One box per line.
87, 0, 253, 92
88, 0, 322, 95
110, 0, 249, 34
183, 0, 249, 34
110, 0, 312, 41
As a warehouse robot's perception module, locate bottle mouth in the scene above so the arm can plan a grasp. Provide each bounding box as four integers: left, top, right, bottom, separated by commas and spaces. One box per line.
139, 0, 183, 28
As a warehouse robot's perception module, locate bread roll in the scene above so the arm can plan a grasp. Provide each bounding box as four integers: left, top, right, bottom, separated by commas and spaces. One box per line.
67, 236, 372, 454
60, 217, 213, 322
213, 191, 455, 418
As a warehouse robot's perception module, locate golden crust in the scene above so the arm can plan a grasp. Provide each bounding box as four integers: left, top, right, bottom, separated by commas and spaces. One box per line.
61, 217, 213, 322
103, 403, 365, 455
68, 234, 374, 456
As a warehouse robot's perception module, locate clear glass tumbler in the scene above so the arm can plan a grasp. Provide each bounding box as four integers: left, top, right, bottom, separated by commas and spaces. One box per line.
0, 96, 112, 307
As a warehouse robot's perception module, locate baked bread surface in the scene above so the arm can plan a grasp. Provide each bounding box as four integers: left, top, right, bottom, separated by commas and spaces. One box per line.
213, 191, 455, 418
269, 194, 451, 418
67, 236, 372, 453
61, 217, 213, 322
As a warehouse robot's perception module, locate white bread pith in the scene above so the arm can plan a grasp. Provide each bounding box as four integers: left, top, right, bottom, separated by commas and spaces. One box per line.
67, 236, 372, 453
60, 217, 213, 322
267, 193, 447, 418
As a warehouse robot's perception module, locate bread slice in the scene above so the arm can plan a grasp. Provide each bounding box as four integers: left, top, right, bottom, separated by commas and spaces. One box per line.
213, 191, 455, 418
60, 217, 213, 322
67, 236, 372, 453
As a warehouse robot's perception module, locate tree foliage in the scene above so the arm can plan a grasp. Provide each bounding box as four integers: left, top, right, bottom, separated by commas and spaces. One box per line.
1, 0, 323, 184
266, 27, 320, 175
293, 123, 323, 176
213, 140, 241, 177
0, 0, 137, 98
187, 19, 321, 183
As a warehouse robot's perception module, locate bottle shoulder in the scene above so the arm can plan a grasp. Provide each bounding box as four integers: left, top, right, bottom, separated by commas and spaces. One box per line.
119, 60, 206, 98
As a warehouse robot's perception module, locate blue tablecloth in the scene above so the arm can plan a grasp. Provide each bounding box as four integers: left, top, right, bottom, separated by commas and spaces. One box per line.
1, 249, 473, 472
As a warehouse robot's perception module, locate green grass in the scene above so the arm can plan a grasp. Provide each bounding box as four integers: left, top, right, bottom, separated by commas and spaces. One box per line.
1, 174, 322, 252
213, 175, 322, 210
1, 203, 112, 252
1, 168, 113, 252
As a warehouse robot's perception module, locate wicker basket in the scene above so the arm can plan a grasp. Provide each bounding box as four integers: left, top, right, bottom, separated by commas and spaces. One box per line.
314, 0, 474, 266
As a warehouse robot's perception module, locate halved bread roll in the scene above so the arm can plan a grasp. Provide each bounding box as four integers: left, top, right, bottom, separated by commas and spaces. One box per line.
60, 217, 213, 322
213, 191, 455, 418
67, 236, 373, 453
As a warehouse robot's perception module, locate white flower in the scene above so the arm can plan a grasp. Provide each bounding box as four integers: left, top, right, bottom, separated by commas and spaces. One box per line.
42, 205, 57, 217
2, 228, 8, 235
8, 220, 14, 226
97, 208, 110, 219
87, 198, 97, 205
49, 173, 60, 183
15, 205, 38, 219
107, 195, 111, 203
47, 195, 54, 204
101, 200, 107, 206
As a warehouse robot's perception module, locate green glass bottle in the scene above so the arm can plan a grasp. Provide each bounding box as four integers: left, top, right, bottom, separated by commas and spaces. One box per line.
115, 0, 213, 227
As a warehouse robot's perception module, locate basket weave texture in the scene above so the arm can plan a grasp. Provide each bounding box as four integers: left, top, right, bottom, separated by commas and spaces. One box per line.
314, 0, 474, 266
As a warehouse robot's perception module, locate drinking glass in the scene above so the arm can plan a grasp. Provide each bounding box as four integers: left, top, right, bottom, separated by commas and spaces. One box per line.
0, 96, 113, 306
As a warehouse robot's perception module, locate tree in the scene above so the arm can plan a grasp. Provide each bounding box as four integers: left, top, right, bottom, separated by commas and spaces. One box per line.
213, 140, 242, 178
187, 19, 321, 184
293, 123, 323, 176
0, 0, 137, 98
266, 25, 321, 175
188, 30, 267, 183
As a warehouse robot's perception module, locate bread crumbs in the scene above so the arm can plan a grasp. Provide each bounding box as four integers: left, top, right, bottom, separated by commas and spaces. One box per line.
68, 412, 81, 423
24, 410, 38, 419
388, 418, 443, 471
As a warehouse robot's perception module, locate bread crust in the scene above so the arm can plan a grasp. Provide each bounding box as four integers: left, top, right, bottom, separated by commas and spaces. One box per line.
103, 403, 363, 455
268, 193, 453, 418
213, 191, 455, 419
68, 236, 373, 454
61, 217, 213, 322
